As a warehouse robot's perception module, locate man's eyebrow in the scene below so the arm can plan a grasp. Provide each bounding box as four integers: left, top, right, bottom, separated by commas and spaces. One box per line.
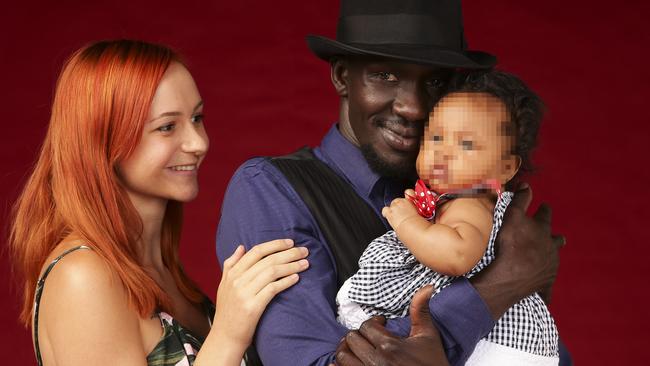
149, 100, 204, 122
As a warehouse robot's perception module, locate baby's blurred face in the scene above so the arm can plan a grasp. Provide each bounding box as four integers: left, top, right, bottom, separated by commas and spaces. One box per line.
417, 92, 517, 192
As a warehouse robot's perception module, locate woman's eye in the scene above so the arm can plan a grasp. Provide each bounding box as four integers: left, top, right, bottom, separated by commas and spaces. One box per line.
461, 140, 474, 150
192, 114, 204, 124
432, 135, 443, 142
375, 72, 398, 82
157, 123, 174, 132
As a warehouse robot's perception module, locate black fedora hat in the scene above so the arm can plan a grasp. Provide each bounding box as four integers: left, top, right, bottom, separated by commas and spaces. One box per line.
306, 0, 496, 69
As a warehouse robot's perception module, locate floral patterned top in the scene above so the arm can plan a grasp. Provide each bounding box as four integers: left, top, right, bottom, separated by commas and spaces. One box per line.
33, 245, 215, 366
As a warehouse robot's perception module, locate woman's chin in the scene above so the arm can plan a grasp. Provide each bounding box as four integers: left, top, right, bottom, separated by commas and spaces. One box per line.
168, 188, 199, 203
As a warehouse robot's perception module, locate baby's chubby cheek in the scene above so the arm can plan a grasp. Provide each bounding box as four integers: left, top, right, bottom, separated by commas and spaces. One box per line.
415, 151, 433, 179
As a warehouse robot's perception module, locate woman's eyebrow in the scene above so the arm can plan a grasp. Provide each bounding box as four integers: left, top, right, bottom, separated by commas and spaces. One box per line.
149, 100, 204, 123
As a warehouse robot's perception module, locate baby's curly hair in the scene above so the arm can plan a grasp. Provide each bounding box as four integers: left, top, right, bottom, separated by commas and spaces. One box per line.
446, 70, 545, 180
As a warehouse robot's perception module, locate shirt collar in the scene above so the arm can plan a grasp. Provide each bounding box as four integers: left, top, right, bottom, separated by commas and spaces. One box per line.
314, 124, 382, 200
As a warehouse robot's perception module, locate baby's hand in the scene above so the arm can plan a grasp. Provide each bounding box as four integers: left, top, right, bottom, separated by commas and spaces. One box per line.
382, 197, 419, 230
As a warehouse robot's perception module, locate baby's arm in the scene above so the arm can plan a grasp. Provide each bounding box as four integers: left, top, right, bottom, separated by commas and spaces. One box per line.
382, 195, 493, 276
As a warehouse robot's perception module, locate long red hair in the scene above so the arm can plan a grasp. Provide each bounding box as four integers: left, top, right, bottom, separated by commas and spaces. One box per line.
9, 40, 203, 326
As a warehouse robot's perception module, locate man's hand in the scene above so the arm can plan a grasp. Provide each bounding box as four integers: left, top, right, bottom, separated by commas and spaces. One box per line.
334, 285, 450, 366
471, 182, 565, 319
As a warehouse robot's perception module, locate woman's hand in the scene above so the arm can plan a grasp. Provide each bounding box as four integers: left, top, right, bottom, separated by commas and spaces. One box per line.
202, 239, 308, 364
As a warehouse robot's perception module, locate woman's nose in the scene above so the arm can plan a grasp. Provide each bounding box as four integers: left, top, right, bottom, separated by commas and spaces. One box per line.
181, 121, 209, 156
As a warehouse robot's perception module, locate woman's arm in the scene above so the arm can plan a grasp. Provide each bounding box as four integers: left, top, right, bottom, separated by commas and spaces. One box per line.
382, 197, 493, 276
194, 239, 309, 366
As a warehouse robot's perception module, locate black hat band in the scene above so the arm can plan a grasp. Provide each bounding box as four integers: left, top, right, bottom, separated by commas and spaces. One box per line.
337, 14, 461, 50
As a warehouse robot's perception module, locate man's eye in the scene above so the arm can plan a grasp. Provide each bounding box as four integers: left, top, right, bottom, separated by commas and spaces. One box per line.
432, 135, 443, 142
192, 114, 204, 124
426, 78, 445, 89
375, 72, 398, 82
158, 123, 174, 132
461, 140, 474, 150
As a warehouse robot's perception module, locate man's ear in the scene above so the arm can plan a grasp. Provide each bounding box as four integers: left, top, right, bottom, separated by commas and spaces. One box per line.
501, 154, 522, 183
330, 57, 349, 97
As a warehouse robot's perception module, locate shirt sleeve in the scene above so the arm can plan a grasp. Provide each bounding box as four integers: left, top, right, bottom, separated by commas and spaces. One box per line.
216, 158, 496, 366
216, 158, 344, 366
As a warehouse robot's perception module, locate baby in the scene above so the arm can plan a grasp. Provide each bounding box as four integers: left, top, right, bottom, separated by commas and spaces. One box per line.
337, 70, 560, 365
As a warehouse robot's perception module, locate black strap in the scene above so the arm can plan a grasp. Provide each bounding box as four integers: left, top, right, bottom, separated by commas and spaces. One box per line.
33, 245, 91, 366
270, 147, 388, 288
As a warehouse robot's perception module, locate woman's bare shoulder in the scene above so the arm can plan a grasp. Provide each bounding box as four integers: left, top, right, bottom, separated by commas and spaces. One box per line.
37, 240, 147, 365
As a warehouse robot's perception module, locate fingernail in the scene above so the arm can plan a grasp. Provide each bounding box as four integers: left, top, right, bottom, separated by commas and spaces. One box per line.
300, 247, 309, 255
299, 259, 309, 268
285, 239, 294, 246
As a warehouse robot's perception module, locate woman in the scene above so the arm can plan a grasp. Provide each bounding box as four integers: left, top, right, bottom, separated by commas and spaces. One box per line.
8, 40, 308, 365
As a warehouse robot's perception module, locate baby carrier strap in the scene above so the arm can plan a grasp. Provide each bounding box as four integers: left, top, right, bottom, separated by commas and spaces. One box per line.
269, 146, 387, 288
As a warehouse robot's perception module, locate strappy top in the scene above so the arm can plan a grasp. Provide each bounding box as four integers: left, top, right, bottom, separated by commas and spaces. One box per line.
33, 245, 215, 366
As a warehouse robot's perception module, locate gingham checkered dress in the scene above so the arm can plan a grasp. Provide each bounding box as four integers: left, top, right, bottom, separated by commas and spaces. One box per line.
343, 192, 559, 357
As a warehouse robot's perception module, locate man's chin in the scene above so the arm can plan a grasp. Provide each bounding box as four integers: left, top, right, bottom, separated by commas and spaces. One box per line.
360, 144, 417, 180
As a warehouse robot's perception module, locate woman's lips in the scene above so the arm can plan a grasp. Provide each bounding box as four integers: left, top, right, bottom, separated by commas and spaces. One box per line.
380, 126, 420, 152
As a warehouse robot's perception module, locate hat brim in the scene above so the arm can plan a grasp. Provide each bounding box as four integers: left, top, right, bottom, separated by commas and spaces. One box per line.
306, 35, 496, 69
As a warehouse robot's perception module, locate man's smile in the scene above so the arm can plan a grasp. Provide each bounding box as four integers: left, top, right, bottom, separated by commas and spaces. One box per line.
377, 120, 421, 153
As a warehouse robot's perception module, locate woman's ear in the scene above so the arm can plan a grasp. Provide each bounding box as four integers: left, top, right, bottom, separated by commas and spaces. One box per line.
330, 57, 349, 97
501, 154, 522, 183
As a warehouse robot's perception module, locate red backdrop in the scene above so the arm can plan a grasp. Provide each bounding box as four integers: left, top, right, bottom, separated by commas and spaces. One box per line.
1, 0, 649, 364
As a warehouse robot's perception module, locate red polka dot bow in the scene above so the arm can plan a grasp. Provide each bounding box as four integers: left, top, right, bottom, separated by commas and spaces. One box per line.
406, 179, 440, 220
406, 179, 502, 220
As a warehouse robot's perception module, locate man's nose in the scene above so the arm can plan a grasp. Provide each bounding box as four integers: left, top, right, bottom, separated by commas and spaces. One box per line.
392, 82, 428, 123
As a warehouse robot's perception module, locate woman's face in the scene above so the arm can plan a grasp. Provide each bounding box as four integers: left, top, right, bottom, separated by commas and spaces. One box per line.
119, 62, 209, 205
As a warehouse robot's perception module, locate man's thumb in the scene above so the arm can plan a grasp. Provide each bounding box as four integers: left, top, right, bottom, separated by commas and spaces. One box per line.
409, 285, 436, 337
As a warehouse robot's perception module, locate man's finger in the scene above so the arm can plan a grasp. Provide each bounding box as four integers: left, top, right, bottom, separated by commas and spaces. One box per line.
552, 234, 566, 248
409, 285, 438, 338
357, 316, 393, 348
533, 203, 552, 226
539, 285, 553, 305
334, 336, 364, 366
509, 183, 533, 213
345, 330, 378, 365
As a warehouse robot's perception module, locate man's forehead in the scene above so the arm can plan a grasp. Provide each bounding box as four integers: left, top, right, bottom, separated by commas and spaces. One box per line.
346, 56, 452, 75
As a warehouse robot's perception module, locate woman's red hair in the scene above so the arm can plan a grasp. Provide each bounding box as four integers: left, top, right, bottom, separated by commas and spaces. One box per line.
9, 40, 203, 326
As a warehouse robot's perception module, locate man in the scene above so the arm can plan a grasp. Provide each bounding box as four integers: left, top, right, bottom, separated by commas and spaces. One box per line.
216, 1, 569, 365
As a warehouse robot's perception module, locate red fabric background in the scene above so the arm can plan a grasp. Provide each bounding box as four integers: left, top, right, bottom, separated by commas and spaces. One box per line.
1, 0, 649, 364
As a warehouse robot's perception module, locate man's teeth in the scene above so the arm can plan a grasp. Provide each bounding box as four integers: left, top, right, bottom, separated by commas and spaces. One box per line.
171, 165, 196, 171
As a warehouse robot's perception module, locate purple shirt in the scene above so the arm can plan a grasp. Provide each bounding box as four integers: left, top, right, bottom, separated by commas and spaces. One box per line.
216, 124, 492, 365
216, 124, 569, 365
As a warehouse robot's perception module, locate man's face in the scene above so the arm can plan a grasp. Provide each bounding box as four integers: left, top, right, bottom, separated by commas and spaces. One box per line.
341, 57, 451, 179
